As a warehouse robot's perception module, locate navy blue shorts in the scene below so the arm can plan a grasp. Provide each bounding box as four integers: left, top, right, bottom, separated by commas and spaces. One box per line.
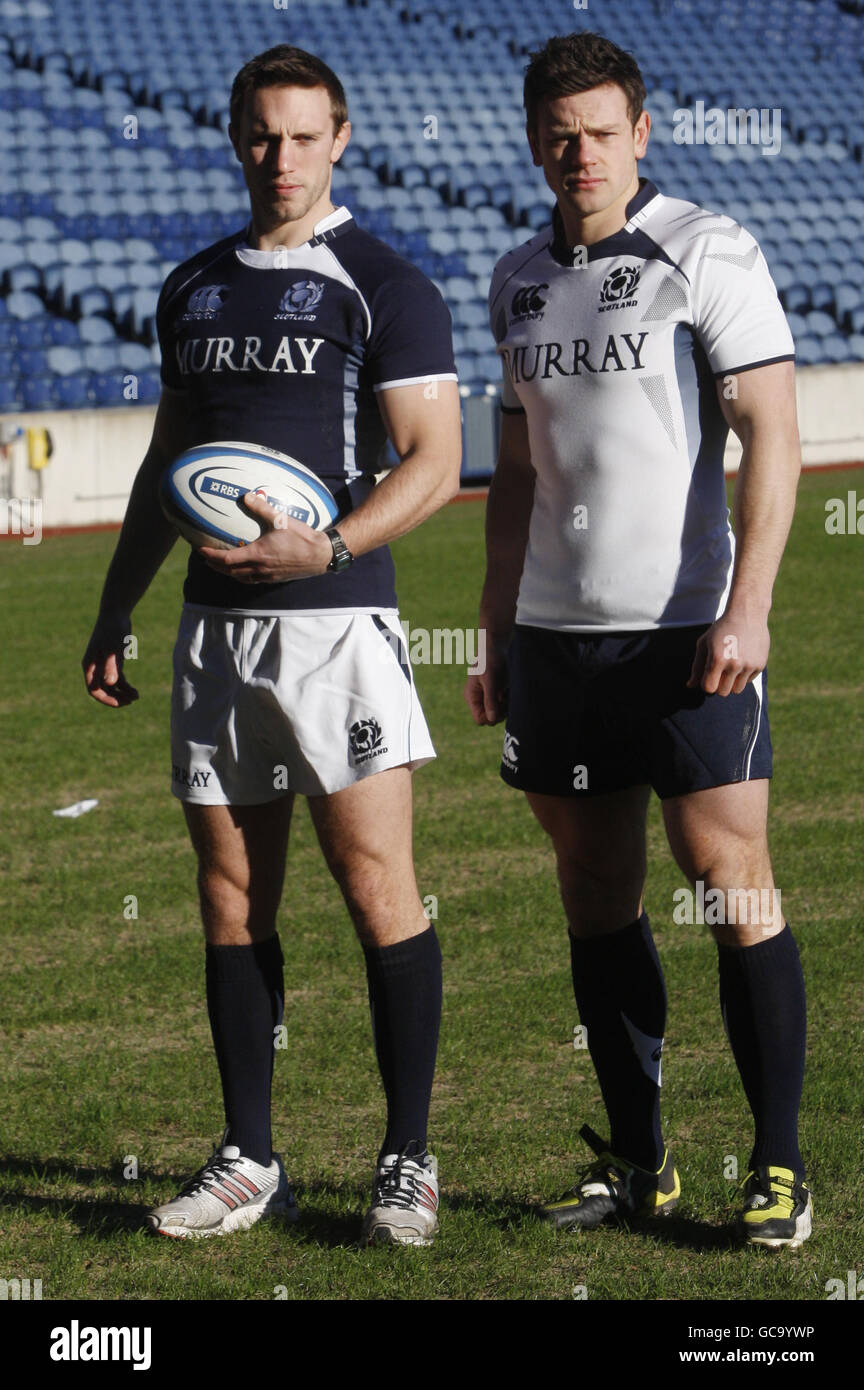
500, 624, 772, 799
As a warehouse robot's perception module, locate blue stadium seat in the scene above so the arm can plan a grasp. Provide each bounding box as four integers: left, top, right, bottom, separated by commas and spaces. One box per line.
91, 237, 127, 264
47, 346, 84, 376
0, 378, 23, 410
126, 261, 163, 288
835, 285, 862, 319
46, 317, 80, 346
59, 238, 92, 264
79, 316, 117, 345
808, 283, 835, 314
0, 243, 27, 274
55, 373, 92, 408
5, 264, 43, 294
785, 311, 807, 340
794, 336, 823, 366
12, 318, 51, 348
75, 288, 113, 318
782, 286, 809, 315
83, 345, 120, 373
91, 372, 127, 405
21, 374, 58, 410
57, 266, 94, 310
136, 368, 162, 404
805, 310, 836, 338
820, 335, 853, 363
18, 347, 50, 375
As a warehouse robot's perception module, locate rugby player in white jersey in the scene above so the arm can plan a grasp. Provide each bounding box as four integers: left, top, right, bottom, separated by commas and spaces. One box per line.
465, 31, 810, 1248
83, 46, 461, 1246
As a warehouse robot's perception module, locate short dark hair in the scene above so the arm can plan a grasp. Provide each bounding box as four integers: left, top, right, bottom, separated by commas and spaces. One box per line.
524, 31, 646, 132
229, 45, 348, 135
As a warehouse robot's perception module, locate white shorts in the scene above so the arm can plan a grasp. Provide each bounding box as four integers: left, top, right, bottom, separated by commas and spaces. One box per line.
170, 605, 435, 803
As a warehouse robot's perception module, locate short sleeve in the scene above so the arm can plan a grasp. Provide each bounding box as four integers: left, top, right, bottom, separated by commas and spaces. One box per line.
498, 349, 524, 412
156, 274, 183, 391
368, 271, 457, 391
692, 226, 795, 376
489, 266, 524, 413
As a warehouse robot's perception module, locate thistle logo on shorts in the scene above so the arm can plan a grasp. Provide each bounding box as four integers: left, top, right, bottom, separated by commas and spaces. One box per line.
276, 280, 325, 320
349, 717, 388, 765
182, 284, 230, 320
501, 731, 519, 771
510, 283, 548, 322
599, 265, 640, 311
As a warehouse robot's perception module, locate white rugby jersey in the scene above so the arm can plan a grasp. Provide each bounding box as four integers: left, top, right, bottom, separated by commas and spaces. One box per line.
489, 180, 794, 631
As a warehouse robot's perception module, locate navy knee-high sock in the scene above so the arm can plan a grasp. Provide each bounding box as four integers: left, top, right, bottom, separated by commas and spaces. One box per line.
205, 935, 284, 1167
363, 926, 442, 1161
569, 913, 666, 1171
717, 922, 806, 1173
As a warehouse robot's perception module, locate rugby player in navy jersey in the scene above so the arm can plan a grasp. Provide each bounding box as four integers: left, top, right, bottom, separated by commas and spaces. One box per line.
82, 45, 461, 1246
465, 32, 811, 1248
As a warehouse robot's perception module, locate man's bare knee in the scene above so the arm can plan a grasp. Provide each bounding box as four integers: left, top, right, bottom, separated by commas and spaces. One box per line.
558, 858, 645, 937
331, 854, 427, 947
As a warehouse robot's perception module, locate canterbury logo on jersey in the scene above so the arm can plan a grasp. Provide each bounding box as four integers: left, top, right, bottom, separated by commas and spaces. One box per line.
181, 284, 231, 320
510, 283, 549, 319
175, 335, 324, 375
502, 331, 649, 382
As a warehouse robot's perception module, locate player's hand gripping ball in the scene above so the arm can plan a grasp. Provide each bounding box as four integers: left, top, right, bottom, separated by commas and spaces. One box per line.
160, 440, 338, 550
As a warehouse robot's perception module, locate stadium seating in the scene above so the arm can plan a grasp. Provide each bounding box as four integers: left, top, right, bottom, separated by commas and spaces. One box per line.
1, 0, 863, 436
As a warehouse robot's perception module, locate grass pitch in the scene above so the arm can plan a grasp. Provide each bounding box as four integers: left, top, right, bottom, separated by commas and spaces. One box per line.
0, 466, 862, 1304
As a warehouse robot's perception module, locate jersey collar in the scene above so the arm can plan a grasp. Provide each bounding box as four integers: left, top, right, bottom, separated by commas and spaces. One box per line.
549, 179, 662, 266
236, 205, 354, 267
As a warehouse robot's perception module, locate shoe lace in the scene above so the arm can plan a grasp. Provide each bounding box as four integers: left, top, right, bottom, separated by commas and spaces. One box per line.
375, 1149, 430, 1211
567, 1152, 630, 1200
736, 1169, 797, 1213
178, 1156, 240, 1199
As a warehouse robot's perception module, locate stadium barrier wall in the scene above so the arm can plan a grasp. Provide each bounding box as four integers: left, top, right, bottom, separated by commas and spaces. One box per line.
1, 362, 862, 532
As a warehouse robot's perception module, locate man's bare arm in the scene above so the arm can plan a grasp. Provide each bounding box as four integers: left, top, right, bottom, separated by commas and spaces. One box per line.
199, 380, 462, 584
464, 409, 535, 726
689, 360, 801, 696
82, 389, 190, 706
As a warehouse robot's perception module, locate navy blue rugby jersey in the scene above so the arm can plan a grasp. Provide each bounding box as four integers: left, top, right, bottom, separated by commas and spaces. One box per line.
156, 205, 457, 611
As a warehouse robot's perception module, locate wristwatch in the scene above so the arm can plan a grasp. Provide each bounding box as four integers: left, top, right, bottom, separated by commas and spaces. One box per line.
325, 525, 354, 573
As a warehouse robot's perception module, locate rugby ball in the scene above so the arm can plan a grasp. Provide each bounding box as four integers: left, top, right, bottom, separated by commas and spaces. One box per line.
160, 440, 339, 550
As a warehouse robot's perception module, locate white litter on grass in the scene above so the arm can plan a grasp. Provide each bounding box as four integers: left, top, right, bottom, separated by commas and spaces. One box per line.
52, 799, 99, 819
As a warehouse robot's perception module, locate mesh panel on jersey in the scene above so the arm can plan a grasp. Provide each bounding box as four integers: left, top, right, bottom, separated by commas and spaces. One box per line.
640, 276, 688, 321
639, 375, 678, 447
703, 245, 761, 270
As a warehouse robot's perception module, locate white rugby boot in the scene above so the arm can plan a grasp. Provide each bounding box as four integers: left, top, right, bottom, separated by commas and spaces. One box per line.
146, 1140, 298, 1239
362, 1148, 439, 1247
